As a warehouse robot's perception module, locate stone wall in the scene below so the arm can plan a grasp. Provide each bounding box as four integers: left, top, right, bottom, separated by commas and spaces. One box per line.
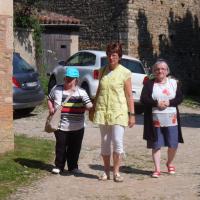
0, 0, 14, 154
39, 0, 130, 52
127, 0, 200, 94
17, 0, 200, 94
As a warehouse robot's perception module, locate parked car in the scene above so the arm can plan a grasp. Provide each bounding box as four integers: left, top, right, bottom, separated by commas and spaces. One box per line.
13, 52, 45, 115
48, 50, 148, 114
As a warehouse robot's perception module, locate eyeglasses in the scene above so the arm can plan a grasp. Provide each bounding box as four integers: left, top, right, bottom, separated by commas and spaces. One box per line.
107, 53, 119, 58
154, 68, 167, 71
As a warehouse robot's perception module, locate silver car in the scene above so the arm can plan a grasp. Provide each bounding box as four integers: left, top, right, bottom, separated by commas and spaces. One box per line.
13, 53, 45, 115
48, 50, 147, 114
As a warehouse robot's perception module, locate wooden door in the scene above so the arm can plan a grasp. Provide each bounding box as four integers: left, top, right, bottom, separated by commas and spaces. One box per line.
41, 32, 71, 73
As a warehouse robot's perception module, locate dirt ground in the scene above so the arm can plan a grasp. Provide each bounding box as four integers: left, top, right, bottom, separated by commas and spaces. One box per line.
10, 105, 200, 200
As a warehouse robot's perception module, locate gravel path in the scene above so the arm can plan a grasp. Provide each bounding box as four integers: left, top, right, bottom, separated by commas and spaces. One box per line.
10, 105, 200, 200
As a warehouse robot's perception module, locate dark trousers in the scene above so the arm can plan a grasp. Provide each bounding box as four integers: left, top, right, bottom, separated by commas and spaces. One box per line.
54, 128, 84, 171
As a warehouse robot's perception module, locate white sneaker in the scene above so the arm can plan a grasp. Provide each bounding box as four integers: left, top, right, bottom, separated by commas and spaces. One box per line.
52, 168, 61, 174
70, 168, 83, 174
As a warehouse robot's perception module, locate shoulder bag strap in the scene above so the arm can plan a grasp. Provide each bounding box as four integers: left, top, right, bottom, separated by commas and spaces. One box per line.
61, 88, 76, 107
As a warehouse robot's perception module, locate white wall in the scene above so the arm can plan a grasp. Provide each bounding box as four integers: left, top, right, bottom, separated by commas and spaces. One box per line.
14, 28, 36, 68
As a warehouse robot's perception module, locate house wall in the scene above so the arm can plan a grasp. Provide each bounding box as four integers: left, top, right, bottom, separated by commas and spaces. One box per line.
40, 27, 79, 73
0, 0, 14, 154
14, 28, 36, 68
36, 0, 200, 93
47, 0, 129, 52
13, 28, 78, 72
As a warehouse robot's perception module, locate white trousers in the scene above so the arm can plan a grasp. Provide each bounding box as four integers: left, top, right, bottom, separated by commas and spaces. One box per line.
100, 124, 125, 155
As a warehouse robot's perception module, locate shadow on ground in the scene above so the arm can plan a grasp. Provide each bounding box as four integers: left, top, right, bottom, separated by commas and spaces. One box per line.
120, 166, 152, 176
63, 172, 99, 179
15, 158, 99, 179
14, 158, 53, 172
89, 164, 151, 176
13, 112, 37, 120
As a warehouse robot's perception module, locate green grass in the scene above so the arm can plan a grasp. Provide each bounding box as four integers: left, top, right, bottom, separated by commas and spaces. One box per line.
0, 135, 55, 200
39, 74, 49, 95
38, 63, 50, 96
183, 95, 200, 108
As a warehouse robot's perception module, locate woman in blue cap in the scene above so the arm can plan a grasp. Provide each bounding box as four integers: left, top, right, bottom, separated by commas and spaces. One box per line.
48, 67, 93, 174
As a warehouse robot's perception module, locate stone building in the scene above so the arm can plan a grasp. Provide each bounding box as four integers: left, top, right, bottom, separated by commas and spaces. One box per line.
38, 11, 81, 72
15, 0, 200, 94
0, 0, 14, 154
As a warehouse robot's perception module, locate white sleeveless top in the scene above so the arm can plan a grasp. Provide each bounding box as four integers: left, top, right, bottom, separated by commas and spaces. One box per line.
152, 78, 177, 127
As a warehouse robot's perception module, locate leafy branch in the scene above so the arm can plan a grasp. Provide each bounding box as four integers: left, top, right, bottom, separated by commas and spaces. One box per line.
14, 2, 43, 59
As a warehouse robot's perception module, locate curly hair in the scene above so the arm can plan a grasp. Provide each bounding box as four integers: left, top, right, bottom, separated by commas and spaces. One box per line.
152, 58, 170, 74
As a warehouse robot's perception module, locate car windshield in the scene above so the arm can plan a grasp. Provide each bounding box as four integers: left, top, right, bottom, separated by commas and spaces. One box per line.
66, 52, 96, 66
13, 53, 35, 74
101, 57, 145, 74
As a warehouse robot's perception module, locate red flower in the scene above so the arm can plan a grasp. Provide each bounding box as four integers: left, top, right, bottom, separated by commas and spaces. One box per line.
153, 120, 160, 127
162, 89, 170, 96
172, 114, 177, 124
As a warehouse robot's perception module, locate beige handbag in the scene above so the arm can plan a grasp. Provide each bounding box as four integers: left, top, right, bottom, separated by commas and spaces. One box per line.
45, 90, 74, 133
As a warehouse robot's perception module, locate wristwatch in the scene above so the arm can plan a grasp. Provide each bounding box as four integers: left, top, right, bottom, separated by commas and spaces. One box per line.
128, 112, 135, 116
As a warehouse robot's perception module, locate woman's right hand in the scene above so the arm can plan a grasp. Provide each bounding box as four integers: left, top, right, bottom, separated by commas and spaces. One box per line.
128, 116, 135, 128
47, 99, 55, 115
157, 101, 167, 110
49, 107, 55, 115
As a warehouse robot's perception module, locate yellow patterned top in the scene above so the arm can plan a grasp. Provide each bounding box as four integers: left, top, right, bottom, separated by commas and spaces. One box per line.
93, 64, 132, 126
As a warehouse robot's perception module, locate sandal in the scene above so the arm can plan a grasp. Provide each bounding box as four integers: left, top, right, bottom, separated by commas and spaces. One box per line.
151, 171, 161, 178
99, 172, 110, 181
167, 165, 176, 174
113, 173, 124, 182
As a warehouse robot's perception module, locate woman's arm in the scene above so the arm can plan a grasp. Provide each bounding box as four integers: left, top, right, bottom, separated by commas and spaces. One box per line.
93, 85, 100, 109
124, 77, 135, 128
92, 67, 104, 110
140, 81, 158, 107
47, 99, 55, 115
169, 82, 183, 106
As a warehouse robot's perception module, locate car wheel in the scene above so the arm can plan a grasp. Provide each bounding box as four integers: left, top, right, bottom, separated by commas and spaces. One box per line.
48, 75, 56, 94
81, 83, 91, 98
134, 105, 144, 115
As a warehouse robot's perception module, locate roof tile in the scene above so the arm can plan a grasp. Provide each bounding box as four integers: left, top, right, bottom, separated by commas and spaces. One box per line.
37, 11, 81, 25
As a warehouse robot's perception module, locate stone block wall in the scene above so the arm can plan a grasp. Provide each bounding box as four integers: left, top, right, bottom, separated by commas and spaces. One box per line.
40, 0, 130, 52
21, 0, 200, 94
0, 0, 14, 154
127, 0, 200, 93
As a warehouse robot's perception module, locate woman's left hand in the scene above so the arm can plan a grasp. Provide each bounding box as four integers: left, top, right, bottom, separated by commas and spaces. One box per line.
164, 100, 169, 107
128, 116, 135, 128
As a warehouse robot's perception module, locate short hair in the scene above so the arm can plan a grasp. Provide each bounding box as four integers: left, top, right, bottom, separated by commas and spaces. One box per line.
106, 42, 122, 58
152, 58, 170, 74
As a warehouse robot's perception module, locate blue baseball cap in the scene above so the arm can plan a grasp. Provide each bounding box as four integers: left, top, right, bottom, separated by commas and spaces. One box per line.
65, 67, 79, 78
